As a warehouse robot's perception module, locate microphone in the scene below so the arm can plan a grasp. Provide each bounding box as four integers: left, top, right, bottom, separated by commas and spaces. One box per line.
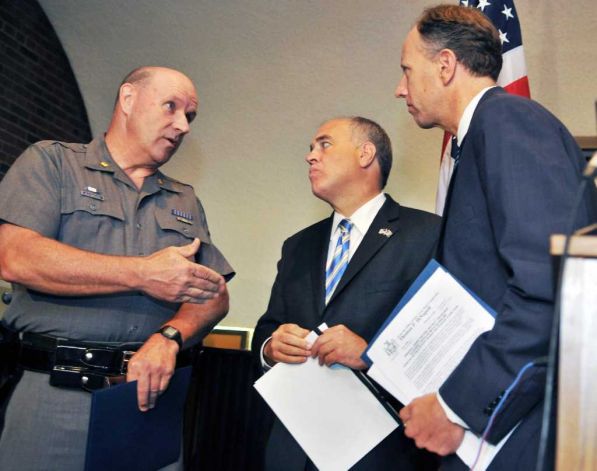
583, 151, 597, 178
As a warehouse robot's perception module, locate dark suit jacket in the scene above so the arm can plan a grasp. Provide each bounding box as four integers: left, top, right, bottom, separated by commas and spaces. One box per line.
252, 195, 441, 471
437, 87, 595, 470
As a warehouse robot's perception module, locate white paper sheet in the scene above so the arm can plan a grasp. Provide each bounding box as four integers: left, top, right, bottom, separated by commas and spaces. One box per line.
366, 266, 495, 404
254, 330, 397, 471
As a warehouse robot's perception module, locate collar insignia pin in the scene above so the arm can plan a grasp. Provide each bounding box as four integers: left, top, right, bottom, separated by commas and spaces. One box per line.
378, 228, 392, 238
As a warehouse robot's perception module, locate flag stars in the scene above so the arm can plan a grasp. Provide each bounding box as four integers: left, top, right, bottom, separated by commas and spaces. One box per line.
460, 0, 469, 6
477, 0, 491, 11
501, 5, 514, 20
498, 29, 509, 44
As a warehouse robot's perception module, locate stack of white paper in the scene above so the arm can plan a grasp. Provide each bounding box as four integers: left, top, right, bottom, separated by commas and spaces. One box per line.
365, 262, 495, 405
254, 330, 397, 471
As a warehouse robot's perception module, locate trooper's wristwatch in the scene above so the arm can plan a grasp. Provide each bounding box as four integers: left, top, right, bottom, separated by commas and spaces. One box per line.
156, 325, 183, 350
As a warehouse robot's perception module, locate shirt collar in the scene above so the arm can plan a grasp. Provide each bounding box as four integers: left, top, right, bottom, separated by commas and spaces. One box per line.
153, 172, 182, 193
83, 135, 181, 193
330, 193, 386, 240
456, 86, 496, 145
84, 136, 116, 173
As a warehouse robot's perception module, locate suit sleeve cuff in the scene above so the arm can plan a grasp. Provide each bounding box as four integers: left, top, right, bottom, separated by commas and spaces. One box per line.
437, 392, 470, 429
260, 337, 275, 371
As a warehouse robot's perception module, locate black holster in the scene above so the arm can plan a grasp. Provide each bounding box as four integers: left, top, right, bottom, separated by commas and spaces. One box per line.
0, 325, 23, 434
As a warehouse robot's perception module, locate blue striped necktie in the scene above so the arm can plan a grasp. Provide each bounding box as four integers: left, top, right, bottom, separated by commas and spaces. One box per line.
325, 219, 353, 304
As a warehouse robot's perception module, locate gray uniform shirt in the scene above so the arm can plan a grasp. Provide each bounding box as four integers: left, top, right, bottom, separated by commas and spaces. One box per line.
0, 137, 234, 342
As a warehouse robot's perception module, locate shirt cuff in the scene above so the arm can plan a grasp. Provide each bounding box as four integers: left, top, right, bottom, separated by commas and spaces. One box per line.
457, 425, 518, 470
259, 336, 275, 371
437, 392, 517, 470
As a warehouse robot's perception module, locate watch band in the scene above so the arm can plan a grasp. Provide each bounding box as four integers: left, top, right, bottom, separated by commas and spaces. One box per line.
156, 325, 183, 350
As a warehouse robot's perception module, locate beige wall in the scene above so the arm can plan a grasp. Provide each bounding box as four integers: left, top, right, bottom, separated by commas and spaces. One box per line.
39, 0, 597, 329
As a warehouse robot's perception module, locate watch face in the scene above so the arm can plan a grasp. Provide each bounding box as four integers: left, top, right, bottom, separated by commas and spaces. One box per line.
163, 326, 178, 338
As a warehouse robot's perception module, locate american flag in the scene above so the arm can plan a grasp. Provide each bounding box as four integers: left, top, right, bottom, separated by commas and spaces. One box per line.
435, 0, 530, 215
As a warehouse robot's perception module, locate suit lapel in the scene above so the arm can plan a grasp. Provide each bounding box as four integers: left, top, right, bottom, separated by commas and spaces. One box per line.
326, 196, 401, 306
437, 87, 504, 258
311, 216, 333, 315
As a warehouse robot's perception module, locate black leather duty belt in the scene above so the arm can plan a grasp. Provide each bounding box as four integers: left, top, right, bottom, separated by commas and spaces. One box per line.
18, 332, 143, 391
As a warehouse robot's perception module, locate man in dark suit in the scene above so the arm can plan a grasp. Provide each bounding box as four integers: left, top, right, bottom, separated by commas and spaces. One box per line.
252, 116, 440, 470
394, 5, 595, 470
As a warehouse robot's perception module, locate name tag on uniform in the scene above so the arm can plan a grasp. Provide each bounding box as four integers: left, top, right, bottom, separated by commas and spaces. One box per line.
81, 186, 104, 201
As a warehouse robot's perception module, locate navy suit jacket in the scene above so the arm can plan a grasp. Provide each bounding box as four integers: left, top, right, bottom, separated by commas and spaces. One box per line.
438, 87, 595, 470
252, 195, 440, 471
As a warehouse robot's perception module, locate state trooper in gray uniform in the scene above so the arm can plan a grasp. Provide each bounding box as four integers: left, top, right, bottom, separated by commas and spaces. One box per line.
0, 66, 234, 470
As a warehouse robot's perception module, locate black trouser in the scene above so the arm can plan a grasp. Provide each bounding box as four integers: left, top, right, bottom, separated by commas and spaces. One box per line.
0, 325, 22, 439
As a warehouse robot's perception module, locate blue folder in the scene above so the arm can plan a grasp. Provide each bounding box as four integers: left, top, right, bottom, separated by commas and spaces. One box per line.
85, 366, 192, 471
362, 259, 496, 366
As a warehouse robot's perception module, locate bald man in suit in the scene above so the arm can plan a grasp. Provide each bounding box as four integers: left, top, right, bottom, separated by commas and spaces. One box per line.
253, 116, 440, 470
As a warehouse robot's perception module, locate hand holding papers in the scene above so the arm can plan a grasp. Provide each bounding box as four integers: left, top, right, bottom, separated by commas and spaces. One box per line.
364, 260, 512, 470
254, 326, 398, 471
85, 366, 192, 471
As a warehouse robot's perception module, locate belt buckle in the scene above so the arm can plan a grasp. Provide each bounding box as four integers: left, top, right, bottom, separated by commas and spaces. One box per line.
51, 343, 135, 390
120, 350, 135, 374
54, 344, 87, 368
50, 366, 102, 390
50, 366, 126, 391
